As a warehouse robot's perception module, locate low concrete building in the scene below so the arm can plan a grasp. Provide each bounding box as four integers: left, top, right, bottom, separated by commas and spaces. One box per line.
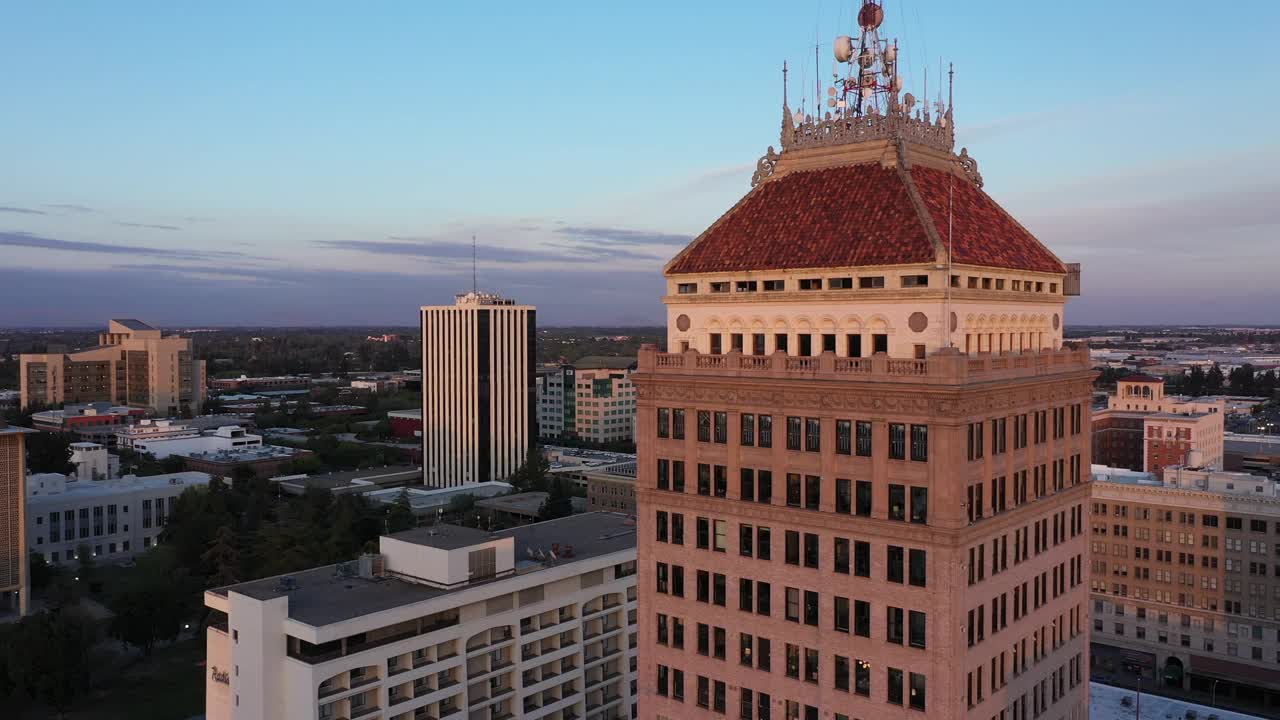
475, 492, 588, 526
26, 470, 210, 565
131, 425, 263, 459
115, 418, 201, 449
180, 445, 310, 480
30, 402, 144, 435
270, 466, 423, 497
387, 409, 423, 439
1225, 433, 1280, 475
362, 482, 514, 517
583, 460, 637, 515
203, 512, 638, 720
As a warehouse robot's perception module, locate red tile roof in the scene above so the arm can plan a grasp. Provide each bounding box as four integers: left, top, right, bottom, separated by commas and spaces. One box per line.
666, 162, 1065, 276
908, 166, 1064, 274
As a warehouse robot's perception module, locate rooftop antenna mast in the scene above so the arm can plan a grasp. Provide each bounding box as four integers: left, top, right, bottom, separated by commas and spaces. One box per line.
830, 1, 901, 119
471, 234, 477, 294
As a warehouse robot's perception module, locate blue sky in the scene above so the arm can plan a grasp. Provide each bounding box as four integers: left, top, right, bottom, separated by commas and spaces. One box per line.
2, 0, 1278, 326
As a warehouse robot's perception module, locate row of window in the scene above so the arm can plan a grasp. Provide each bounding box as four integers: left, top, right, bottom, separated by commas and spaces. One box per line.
656, 461, 930, 523
674, 273, 1060, 296
38, 499, 171, 544
966, 406, 1084, 461
969, 554, 1084, 650
653, 564, 930, 647
656, 663, 926, 716
1092, 504, 1280, 535
968, 503, 1086, 587
660, 408, 928, 461
973, 653, 1083, 720
965, 456, 1084, 525
658, 512, 929, 586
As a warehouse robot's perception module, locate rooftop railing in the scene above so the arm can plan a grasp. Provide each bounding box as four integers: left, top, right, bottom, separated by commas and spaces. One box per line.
637, 344, 1090, 387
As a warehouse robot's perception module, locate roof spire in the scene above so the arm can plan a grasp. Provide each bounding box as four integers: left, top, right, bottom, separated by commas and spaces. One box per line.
782, 60, 789, 110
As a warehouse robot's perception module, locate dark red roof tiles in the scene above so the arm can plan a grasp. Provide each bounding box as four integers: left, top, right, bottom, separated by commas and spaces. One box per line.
666, 161, 1065, 276
1120, 374, 1165, 383
666, 165, 935, 275
908, 166, 1065, 274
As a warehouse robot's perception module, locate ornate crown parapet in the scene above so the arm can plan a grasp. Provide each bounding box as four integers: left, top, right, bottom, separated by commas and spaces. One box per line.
782, 102, 954, 154
750, 102, 984, 188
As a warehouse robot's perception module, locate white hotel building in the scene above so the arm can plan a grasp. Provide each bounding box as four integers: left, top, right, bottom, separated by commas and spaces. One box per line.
422, 292, 536, 487
204, 512, 638, 720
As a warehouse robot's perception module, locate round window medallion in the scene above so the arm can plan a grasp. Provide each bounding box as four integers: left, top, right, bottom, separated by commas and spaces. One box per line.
1052, 313, 1060, 330
676, 314, 691, 332
908, 312, 928, 333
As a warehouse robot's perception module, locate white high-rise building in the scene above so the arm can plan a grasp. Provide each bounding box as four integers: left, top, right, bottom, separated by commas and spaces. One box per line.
421, 292, 536, 487
203, 512, 638, 720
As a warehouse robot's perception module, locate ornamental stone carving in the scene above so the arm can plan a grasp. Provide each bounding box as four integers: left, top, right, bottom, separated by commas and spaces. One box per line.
751, 146, 780, 187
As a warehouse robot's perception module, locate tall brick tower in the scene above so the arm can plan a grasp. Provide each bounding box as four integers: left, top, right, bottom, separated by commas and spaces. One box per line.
634, 3, 1094, 719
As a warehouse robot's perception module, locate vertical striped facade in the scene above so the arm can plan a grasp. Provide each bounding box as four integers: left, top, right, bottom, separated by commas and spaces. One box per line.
0, 426, 33, 616
421, 294, 535, 488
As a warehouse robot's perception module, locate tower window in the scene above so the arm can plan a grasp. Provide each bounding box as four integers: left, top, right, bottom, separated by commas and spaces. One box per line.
901, 275, 929, 288
763, 279, 785, 291
677, 283, 698, 294
798, 278, 822, 290
828, 277, 853, 289
859, 276, 885, 289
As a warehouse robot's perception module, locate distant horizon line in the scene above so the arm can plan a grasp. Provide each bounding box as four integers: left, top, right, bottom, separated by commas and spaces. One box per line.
3, 323, 1279, 332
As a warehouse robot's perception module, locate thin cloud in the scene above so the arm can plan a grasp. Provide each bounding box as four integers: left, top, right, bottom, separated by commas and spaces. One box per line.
0, 230, 259, 261
1025, 182, 1280, 255
118, 221, 181, 231
555, 226, 693, 246
0, 206, 46, 215
44, 203, 96, 214
320, 239, 567, 264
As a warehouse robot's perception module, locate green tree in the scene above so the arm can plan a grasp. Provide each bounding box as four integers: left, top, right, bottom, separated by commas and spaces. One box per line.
75, 543, 96, 593
28, 551, 55, 590
448, 493, 477, 516
385, 489, 416, 533
24, 432, 74, 474
201, 525, 241, 587
107, 548, 194, 656
537, 477, 574, 521
1206, 364, 1225, 393
510, 447, 550, 492
4, 608, 99, 717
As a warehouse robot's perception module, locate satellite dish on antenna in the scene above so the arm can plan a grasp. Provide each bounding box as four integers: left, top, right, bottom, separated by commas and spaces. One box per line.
858, 1, 884, 30
834, 36, 854, 63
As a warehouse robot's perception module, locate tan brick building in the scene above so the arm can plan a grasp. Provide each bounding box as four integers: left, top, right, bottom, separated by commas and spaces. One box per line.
0, 423, 36, 617
1092, 376, 1224, 477
20, 319, 205, 417
634, 9, 1093, 720
1089, 466, 1280, 710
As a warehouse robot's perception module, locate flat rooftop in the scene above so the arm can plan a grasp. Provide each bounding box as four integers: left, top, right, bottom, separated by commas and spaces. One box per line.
476, 491, 550, 516
178, 445, 303, 462
273, 465, 420, 491
28, 471, 210, 502
386, 524, 494, 550
214, 512, 636, 626
0, 424, 38, 437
